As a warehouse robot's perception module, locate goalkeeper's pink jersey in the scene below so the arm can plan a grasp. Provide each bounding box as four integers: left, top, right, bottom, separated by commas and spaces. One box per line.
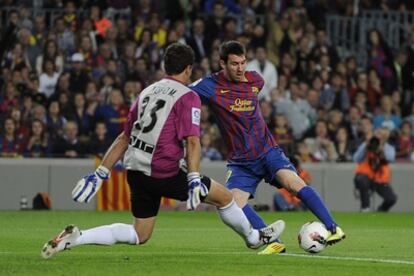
123, 77, 201, 178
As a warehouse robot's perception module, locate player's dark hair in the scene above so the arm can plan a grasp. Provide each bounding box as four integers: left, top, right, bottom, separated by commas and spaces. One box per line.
219, 40, 246, 63
164, 43, 194, 75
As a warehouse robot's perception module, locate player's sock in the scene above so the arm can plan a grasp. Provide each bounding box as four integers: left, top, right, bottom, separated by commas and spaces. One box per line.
297, 186, 337, 231
76, 223, 139, 246
242, 204, 267, 229
217, 199, 259, 246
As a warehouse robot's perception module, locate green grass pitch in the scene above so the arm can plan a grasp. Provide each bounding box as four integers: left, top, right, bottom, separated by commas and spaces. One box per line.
1, 211, 413, 275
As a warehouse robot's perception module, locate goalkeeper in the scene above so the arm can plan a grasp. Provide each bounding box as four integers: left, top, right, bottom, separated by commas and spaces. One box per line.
41, 43, 284, 259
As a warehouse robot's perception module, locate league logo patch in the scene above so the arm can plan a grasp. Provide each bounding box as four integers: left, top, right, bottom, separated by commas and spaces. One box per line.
192, 108, 201, 125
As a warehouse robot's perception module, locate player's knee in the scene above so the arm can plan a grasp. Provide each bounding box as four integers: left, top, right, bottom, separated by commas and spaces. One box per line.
137, 232, 152, 244
212, 182, 233, 207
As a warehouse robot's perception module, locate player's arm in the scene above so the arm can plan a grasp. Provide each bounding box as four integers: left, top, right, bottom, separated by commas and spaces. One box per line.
186, 135, 201, 174
177, 91, 208, 210
71, 132, 129, 203
100, 132, 129, 169
185, 134, 208, 210
189, 77, 215, 100
72, 99, 138, 203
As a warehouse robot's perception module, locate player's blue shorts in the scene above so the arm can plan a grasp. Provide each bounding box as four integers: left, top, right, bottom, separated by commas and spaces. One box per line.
226, 147, 297, 198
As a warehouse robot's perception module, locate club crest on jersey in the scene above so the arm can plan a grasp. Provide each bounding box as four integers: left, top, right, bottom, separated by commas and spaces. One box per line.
252, 86, 259, 94
229, 98, 255, 112
192, 107, 201, 125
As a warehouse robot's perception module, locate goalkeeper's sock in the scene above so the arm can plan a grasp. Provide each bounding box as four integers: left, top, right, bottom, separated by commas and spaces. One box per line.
76, 223, 139, 246
297, 186, 337, 231
217, 199, 259, 246
242, 204, 267, 229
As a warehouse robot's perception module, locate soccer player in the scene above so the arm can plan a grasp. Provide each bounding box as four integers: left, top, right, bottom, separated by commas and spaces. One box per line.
190, 41, 345, 254
41, 43, 284, 259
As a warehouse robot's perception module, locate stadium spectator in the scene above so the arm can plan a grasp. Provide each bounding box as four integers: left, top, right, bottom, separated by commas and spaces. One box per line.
334, 126, 353, 162
123, 78, 143, 106
390, 90, 402, 117
77, 35, 96, 73
402, 29, 414, 115
53, 17, 76, 56
304, 119, 338, 162
46, 100, 67, 142
16, 28, 41, 70
353, 127, 397, 212
326, 109, 345, 140
87, 121, 111, 158
4, 43, 31, 70
95, 89, 129, 140
366, 29, 394, 93
348, 72, 379, 112
52, 120, 86, 158
404, 102, 414, 136
9, 106, 30, 140
71, 93, 94, 142
305, 89, 320, 115
90, 4, 112, 39
344, 56, 358, 89
295, 140, 315, 163
119, 42, 137, 79
24, 119, 50, 157
319, 72, 350, 112
294, 35, 313, 81
69, 53, 90, 94
390, 49, 407, 92
104, 27, 121, 60
39, 59, 60, 98
32, 15, 47, 49
204, 0, 229, 43
201, 133, 223, 161
247, 46, 278, 102
116, 17, 133, 45
0, 117, 24, 157
271, 113, 294, 156
354, 91, 370, 116
35, 39, 64, 75
0, 83, 20, 115
396, 121, 414, 160
63, 1, 78, 32
311, 29, 339, 69
275, 79, 315, 139
266, 12, 298, 67
344, 106, 363, 146
259, 100, 273, 126
186, 18, 209, 63
373, 96, 402, 131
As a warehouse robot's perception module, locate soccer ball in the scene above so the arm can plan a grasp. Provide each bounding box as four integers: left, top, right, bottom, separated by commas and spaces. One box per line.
298, 221, 329, 253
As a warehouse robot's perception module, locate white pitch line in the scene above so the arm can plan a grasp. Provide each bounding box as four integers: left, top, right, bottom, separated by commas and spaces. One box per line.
126, 251, 414, 265
281, 253, 414, 265
0, 251, 413, 266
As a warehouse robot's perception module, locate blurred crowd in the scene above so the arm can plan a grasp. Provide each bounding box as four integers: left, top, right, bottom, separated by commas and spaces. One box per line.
0, 0, 414, 162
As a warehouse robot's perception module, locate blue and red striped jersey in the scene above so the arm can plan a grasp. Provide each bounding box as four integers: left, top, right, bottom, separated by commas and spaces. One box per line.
191, 70, 278, 161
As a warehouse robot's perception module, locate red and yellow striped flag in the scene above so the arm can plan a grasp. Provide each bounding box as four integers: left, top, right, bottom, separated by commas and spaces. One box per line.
96, 159, 131, 211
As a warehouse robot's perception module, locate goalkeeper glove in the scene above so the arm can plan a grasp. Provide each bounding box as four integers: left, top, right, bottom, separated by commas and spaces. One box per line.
72, 165, 110, 203
186, 172, 208, 210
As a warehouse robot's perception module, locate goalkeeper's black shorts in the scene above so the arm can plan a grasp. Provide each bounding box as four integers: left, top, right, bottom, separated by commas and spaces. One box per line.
127, 169, 211, 218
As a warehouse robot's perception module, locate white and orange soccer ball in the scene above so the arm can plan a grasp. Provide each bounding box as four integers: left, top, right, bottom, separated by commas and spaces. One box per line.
298, 221, 329, 253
